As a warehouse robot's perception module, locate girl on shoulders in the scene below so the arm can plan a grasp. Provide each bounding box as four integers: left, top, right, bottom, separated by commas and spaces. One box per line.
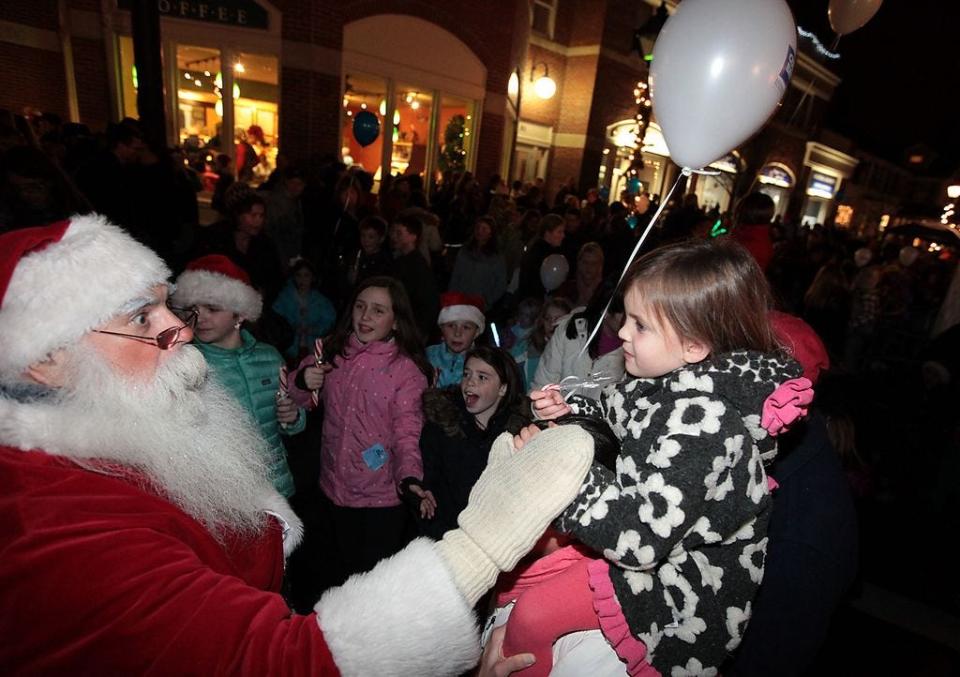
512, 240, 807, 676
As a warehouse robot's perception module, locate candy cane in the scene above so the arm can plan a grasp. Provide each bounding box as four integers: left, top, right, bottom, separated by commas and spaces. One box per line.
277, 364, 290, 428
311, 338, 324, 408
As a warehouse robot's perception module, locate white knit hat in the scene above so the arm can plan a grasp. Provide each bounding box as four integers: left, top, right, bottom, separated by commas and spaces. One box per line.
171, 255, 262, 321
0, 214, 171, 379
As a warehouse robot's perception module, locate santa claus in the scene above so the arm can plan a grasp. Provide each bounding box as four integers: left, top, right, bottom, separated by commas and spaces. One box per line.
0, 215, 594, 675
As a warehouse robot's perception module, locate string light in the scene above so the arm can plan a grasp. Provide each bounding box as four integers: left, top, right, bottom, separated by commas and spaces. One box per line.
797, 27, 840, 60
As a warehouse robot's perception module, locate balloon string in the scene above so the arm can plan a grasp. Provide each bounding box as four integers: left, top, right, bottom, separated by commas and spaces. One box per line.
576, 168, 691, 359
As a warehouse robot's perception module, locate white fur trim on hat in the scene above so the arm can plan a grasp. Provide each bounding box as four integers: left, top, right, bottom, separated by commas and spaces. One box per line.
0, 214, 171, 379
437, 304, 485, 335
171, 269, 262, 321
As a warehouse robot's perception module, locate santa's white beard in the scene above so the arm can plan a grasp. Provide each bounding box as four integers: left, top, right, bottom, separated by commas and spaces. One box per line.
41, 344, 276, 537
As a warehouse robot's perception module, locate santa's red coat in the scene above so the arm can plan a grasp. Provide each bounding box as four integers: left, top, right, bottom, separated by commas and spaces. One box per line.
0, 446, 480, 675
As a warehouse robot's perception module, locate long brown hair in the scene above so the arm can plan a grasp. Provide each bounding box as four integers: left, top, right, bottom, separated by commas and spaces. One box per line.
324, 276, 432, 379
622, 239, 780, 354
530, 297, 574, 353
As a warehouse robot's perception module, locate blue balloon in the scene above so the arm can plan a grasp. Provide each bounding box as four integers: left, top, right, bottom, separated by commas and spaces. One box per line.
352, 111, 380, 147
627, 214, 638, 230
627, 177, 641, 193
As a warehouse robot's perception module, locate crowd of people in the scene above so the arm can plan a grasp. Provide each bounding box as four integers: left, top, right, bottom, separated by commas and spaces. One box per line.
2, 108, 957, 675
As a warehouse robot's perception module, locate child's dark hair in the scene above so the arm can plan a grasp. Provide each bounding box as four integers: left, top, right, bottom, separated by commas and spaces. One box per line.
290, 258, 315, 280
538, 414, 618, 471
394, 213, 423, 243
466, 216, 499, 256
622, 239, 780, 354
324, 275, 432, 379
463, 345, 525, 419
735, 191, 775, 226
531, 296, 573, 353
227, 189, 265, 221
359, 215, 387, 238
566, 276, 624, 359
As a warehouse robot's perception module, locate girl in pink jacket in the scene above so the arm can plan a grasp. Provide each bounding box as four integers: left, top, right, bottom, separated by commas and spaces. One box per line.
291, 276, 433, 584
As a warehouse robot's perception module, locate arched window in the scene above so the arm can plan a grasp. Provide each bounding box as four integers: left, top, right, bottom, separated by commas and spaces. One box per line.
341, 15, 486, 190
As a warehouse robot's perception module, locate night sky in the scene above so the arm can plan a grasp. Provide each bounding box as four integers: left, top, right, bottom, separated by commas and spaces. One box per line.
786, 0, 960, 171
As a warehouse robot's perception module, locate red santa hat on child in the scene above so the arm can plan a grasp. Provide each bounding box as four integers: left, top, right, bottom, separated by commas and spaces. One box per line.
0, 215, 172, 379
437, 291, 485, 335
171, 255, 263, 321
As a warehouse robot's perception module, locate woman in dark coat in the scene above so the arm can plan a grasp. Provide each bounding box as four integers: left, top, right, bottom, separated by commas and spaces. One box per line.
414, 346, 530, 539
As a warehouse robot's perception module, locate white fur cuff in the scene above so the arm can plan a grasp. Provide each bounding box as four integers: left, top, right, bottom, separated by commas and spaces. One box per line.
315, 538, 480, 676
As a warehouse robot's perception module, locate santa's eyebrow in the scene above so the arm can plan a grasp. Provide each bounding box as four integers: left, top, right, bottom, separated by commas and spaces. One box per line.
118, 290, 165, 315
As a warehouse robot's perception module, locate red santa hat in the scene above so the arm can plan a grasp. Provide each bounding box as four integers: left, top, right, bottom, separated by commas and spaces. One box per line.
0, 215, 171, 379
171, 255, 262, 321
437, 291, 485, 335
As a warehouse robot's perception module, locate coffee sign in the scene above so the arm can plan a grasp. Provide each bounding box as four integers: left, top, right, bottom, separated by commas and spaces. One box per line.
119, 0, 268, 29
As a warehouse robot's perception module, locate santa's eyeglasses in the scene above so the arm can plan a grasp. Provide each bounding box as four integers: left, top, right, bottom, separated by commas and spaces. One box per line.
93, 306, 198, 350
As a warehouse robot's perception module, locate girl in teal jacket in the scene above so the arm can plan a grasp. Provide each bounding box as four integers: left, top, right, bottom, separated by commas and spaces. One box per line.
271, 259, 337, 361
173, 255, 305, 497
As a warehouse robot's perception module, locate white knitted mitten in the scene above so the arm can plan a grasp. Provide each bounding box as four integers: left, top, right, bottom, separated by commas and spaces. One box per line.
435, 426, 594, 605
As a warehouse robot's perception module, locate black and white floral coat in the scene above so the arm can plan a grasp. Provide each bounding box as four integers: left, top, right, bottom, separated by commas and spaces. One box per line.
557, 351, 802, 676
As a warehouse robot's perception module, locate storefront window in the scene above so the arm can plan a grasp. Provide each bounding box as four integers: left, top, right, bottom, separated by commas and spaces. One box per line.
757, 162, 795, 220
235, 52, 279, 182
117, 36, 139, 120
601, 120, 668, 205
392, 85, 432, 177
341, 72, 386, 186
695, 153, 740, 214
436, 94, 474, 181
340, 74, 476, 191
175, 45, 222, 148
802, 171, 838, 226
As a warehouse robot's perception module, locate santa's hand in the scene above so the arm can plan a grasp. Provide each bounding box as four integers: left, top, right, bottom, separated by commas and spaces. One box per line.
276, 396, 299, 425
479, 626, 536, 677
434, 427, 593, 605
530, 387, 571, 420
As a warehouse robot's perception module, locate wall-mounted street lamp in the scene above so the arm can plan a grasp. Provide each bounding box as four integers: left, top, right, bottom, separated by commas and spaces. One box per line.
530, 62, 556, 100
947, 184, 960, 199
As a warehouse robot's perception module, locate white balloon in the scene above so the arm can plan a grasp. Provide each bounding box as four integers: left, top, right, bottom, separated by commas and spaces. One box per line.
828, 0, 883, 36
540, 254, 570, 292
898, 246, 919, 268
650, 0, 797, 170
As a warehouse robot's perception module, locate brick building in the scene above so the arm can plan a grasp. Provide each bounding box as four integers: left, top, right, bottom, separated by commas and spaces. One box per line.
0, 0, 860, 219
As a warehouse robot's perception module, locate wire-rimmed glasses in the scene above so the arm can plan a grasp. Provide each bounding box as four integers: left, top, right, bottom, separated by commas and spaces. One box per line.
93, 305, 198, 350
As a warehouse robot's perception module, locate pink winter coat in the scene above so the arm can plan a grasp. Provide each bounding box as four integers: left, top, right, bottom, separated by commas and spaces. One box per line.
290, 335, 427, 508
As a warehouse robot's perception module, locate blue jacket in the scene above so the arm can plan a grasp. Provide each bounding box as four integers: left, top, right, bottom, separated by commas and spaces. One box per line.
426, 342, 468, 388
194, 330, 305, 497
271, 283, 337, 359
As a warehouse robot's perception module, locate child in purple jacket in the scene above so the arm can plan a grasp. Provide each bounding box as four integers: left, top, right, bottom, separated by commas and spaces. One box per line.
290, 276, 433, 584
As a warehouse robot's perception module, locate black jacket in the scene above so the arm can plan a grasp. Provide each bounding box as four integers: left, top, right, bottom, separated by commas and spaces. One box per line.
389, 250, 440, 342
416, 388, 530, 539
725, 410, 858, 676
